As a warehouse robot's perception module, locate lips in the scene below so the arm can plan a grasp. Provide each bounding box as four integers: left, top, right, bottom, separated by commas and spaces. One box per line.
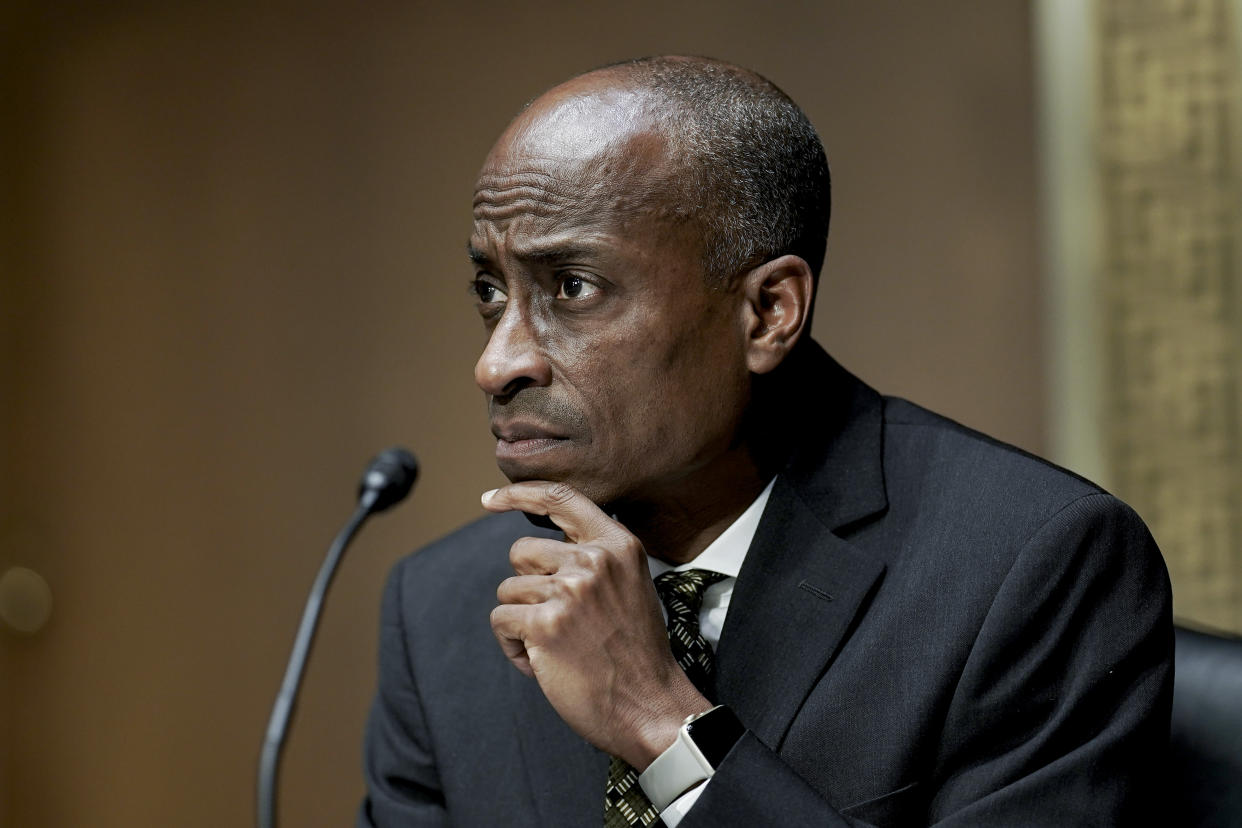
491, 420, 570, 465
491, 420, 568, 443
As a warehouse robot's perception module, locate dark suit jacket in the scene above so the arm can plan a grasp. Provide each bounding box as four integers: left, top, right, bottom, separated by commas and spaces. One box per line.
359, 343, 1173, 827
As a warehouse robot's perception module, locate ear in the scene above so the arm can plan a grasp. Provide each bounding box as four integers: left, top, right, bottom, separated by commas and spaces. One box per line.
740, 254, 815, 374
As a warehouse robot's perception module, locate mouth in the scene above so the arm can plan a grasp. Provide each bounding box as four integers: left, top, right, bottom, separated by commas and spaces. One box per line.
491, 420, 570, 461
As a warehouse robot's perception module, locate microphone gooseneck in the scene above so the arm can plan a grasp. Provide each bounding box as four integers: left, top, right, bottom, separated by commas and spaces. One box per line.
257, 447, 419, 828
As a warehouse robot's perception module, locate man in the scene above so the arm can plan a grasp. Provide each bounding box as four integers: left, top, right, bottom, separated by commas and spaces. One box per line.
359, 57, 1171, 826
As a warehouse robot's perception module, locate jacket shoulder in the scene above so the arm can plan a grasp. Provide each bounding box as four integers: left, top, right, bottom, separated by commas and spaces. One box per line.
881, 396, 1106, 515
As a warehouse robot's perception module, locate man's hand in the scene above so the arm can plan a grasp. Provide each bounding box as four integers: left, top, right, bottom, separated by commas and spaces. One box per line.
483, 481, 712, 770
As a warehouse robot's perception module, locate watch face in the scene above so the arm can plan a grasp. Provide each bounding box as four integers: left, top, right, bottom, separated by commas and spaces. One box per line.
684, 707, 745, 768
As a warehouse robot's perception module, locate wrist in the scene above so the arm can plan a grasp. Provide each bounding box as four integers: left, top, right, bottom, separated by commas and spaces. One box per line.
630, 680, 713, 770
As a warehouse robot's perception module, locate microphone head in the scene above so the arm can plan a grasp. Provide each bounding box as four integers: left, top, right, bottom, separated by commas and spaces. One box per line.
358, 447, 419, 513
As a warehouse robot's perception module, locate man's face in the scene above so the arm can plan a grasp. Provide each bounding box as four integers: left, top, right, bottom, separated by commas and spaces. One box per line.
468, 83, 752, 509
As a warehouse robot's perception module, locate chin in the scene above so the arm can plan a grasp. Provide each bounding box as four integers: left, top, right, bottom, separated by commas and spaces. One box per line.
496, 461, 616, 506
497, 457, 575, 487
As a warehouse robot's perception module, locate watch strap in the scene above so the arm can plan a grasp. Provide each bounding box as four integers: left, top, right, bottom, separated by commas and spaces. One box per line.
638, 705, 744, 812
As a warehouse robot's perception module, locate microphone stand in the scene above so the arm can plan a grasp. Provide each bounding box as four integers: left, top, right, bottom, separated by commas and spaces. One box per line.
257, 495, 375, 828
257, 448, 416, 828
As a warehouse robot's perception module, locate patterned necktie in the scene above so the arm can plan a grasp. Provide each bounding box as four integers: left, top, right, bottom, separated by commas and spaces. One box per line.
604, 569, 729, 827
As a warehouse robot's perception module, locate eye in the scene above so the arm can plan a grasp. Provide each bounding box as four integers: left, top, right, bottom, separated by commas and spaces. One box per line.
471, 277, 508, 305
555, 274, 599, 300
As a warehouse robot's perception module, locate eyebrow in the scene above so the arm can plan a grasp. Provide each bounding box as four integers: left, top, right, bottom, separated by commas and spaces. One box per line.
465, 241, 603, 268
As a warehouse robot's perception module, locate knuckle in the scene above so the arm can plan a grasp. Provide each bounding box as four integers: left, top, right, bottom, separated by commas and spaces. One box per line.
540, 603, 572, 637
619, 536, 644, 562
553, 571, 582, 601
574, 544, 608, 571
496, 576, 515, 602
509, 537, 532, 562
545, 481, 576, 506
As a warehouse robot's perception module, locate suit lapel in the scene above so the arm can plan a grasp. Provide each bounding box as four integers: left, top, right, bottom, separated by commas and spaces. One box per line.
716, 343, 889, 750
715, 477, 885, 749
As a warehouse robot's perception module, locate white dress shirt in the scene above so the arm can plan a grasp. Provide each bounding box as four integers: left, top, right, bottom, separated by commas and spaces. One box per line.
643, 478, 775, 826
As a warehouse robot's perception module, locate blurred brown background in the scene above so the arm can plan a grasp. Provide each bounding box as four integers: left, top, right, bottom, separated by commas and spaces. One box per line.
1, 1, 1234, 826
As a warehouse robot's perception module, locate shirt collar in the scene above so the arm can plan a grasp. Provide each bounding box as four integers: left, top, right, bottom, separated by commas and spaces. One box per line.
647, 477, 776, 580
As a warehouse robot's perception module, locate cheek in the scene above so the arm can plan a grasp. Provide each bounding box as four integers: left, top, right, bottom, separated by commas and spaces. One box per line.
544, 287, 747, 464
547, 328, 669, 455
627, 314, 748, 452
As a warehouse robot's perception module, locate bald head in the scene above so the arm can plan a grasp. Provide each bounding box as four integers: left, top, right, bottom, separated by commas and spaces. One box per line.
478, 80, 689, 238
480, 56, 831, 286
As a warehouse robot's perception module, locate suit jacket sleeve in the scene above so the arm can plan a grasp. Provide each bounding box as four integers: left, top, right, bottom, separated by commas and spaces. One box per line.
680, 493, 1173, 827
357, 556, 450, 828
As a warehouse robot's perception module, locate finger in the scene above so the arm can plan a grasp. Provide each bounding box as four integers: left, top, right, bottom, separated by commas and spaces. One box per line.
496, 574, 555, 605
490, 602, 531, 641
490, 604, 534, 676
482, 481, 621, 543
509, 536, 568, 575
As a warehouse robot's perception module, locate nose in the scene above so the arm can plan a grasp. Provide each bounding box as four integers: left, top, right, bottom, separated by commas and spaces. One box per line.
474, 305, 553, 398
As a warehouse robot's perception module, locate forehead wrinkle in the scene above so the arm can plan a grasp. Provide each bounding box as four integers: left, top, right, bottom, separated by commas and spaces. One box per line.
474, 164, 677, 230
473, 168, 584, 224
473, 198, 575, 223
473, 183, 619, 234
473, 104, 698, 254
474, 167, 565, 200
476, 122, 668, 203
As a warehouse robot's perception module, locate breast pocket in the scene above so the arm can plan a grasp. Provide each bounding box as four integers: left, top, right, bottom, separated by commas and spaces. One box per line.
838, 780, 922, 826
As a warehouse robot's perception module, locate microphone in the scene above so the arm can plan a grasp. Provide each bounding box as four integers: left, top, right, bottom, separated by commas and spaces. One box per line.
257, 447, 419, 828
357, 447, 419, 514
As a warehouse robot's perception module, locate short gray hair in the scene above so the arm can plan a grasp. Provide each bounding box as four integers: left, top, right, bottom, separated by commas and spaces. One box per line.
601, 56, 831, 286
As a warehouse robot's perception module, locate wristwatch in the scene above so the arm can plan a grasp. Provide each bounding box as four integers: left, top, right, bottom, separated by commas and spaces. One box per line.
638, 705, 746, 811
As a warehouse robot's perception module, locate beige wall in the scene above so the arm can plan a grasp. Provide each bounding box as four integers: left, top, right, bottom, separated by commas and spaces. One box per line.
1035, 0, 1242, 634
1, 2, 1041, 826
